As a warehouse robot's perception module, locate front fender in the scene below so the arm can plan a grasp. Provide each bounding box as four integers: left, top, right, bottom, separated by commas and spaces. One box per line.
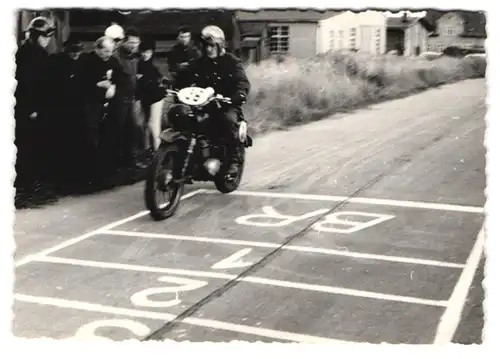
160, 128, 189, 144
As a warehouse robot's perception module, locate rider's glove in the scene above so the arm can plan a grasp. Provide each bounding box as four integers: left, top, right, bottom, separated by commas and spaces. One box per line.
231, 92, 247, 106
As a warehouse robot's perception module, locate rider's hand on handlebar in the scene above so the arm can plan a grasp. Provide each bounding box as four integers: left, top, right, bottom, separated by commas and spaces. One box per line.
231, 92, 247, 106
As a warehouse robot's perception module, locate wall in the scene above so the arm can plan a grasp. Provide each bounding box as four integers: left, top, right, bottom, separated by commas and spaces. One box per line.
267, 22, 317, 58
318, 11, 386, 55
404, 21, 428, 56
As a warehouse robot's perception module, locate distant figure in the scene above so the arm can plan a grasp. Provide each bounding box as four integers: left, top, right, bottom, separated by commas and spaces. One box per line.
167, 26, 201, 85
136, 37, 166, 153
14, 16, 55, 185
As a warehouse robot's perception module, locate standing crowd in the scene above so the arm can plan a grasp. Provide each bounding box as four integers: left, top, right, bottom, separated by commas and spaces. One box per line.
14, 17, 204, 190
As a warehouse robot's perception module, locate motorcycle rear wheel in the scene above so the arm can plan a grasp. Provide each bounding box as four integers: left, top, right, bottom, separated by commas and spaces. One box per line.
144, 144, 184, 221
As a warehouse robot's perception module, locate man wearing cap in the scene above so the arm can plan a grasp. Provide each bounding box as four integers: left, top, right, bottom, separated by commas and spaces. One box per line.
105, 23, 125, 50
14, 16, 55, 186
46, 38, 87, 184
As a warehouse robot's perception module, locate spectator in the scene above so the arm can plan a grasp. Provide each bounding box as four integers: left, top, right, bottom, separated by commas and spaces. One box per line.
111, 27, 147, 170
105, 23, 125, 50
14, 16, 55, 186
136, 37, 166, 153
166, 26, 201, 85
79, 36, 121, 184
46, 38, 87, 184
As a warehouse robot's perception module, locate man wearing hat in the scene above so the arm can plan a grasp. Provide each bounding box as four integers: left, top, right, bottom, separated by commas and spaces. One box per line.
45, 38, 87, 184
15, 16, 55, 186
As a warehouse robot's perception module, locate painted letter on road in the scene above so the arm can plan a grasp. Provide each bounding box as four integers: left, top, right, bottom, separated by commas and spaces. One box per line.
235, 206, 329, 227
74, 319, 150, 340
312, 211, 395, 234
130, 276, 208, 308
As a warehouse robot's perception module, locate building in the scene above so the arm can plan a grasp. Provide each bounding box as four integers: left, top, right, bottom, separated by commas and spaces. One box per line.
425, 10, 486, 52
386, 13, 433, 56
235, 9, 338, 62
321, 10, 387, 55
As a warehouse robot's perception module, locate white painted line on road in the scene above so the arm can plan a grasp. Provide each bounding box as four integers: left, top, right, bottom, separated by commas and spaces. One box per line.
202, 189, 484, 213
14, 189, 205, 268
103, 230, 466, 269
433, 225, 486, 344
14, 293, 348, 343
33, 255, 449, 307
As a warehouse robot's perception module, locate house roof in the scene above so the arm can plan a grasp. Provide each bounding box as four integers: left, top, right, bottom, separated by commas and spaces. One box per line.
423, 10, 486, 37
235, 9, 338, 23
386, 16, 434, 32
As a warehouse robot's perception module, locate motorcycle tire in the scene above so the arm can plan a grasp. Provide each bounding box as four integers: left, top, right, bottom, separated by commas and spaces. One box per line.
144, 144, 184, 221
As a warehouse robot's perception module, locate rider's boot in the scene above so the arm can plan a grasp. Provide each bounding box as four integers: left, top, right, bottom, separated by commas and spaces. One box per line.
227, 142, 244, 177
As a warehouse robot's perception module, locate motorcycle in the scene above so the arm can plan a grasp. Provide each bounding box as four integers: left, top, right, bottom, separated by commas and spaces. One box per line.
144, 86, 253, 221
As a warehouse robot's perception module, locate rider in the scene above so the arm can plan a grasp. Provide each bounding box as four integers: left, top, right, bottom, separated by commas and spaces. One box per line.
169, 25, 251, 177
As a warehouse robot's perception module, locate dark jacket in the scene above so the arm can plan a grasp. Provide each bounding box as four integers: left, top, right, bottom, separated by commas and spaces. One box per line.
113, 47, 140, 102
136, 58, 165, 104
176, 52, 251, 105
14, 40, 51, 118
47, 52, 87, 107
79, 51, 122, 104
167, 43, 201, 80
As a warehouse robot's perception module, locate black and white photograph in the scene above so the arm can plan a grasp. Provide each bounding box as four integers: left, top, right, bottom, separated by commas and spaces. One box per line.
7, 0, 495, 349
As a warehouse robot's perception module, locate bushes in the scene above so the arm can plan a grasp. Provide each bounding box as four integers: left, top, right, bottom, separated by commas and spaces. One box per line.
241, 50, 486, 135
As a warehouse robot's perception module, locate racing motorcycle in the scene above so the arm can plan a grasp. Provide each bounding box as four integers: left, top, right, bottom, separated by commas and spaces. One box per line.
144, 86, 253, 221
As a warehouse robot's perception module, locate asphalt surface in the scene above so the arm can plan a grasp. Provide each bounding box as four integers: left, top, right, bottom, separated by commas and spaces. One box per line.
13, 79, 486, 344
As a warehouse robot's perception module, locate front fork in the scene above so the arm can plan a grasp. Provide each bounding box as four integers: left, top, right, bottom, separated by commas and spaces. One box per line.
179, 136, 197, 179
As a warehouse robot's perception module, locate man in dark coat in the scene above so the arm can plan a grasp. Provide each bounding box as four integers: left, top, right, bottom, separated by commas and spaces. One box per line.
14, 16, 55, 186
166, 26, 201, 83
170, 25, 251, 177
46, 38, 87, 183
78, 36, 122, 183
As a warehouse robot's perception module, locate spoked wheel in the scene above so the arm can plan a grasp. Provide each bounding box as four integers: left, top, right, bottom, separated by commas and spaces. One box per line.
214, 147, 245, 194
144, 144, 184, 221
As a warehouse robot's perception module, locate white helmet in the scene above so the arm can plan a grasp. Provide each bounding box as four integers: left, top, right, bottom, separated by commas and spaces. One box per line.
105, 23, 125, 40
201, 25, 225, 46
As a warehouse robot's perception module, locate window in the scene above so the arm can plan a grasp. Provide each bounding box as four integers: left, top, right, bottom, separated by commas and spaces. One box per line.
447, 26, 454, 35
268, 25, 289, 54
329, 30, 335, 50
349, 27, 356, 49
375, 28, 381, 54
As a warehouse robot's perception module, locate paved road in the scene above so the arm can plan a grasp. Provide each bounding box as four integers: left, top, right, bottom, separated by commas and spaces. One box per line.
13, 79, 486, 344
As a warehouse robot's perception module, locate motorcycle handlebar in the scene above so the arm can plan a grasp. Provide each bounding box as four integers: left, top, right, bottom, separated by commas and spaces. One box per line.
165, 89, 232, 105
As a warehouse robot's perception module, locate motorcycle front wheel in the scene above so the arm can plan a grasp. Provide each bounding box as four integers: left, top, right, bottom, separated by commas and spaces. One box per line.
144, 144, 184, 221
